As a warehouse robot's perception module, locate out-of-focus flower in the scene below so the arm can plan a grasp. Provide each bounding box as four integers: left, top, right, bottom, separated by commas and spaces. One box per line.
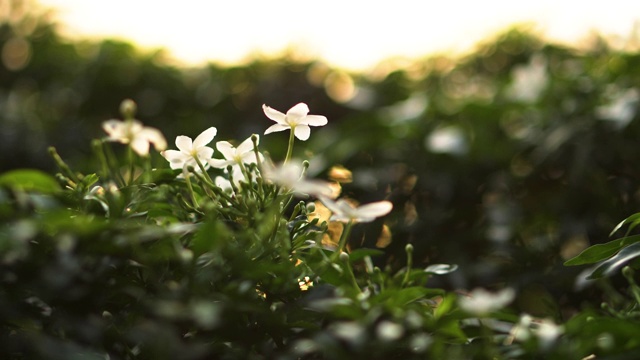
425, 126, 467, 155
210, 135, 263, 169
328, 165, 353, 183
534, 318, 563, 349
320, 197, 393, 223
507, 54, 548, 103
596, 88, 639, 129
263, 103, 328, 141
161, 127, 217, 174
263, 160, 334, 198
458, 288, 515, 315
510, 314, 563, 350
102, 119, 167, 156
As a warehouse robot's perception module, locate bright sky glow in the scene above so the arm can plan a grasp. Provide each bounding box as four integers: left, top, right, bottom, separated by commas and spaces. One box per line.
38, 0, 640, 71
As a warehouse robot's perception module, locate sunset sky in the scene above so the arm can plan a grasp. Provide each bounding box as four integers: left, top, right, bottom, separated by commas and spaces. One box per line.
38, 0, 640, 71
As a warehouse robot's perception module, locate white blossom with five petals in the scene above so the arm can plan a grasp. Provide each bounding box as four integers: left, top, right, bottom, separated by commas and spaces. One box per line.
161, 127, 217, 175
320, 198, 393, 223
263, 103, 328, 141
209, 135, 263, 169
102, 119, 167, 156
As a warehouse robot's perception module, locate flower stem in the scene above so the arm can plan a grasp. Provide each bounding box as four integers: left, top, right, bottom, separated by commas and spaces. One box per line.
127, 146, 135, 185
101, 141, 126, 187
284, 128, 295, 164
251, 134, 262, 172
402, 244, 414, 287
143, 156, 152, 184
194, 157, 214, 184
339, 252, 361, 293
92, 139, 110, 181
48, 146, 80, 184
185, 174, 199, 208
335, 220, 354, 255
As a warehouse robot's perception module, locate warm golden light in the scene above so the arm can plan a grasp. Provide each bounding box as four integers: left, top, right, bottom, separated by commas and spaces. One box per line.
37, 0, 640, 71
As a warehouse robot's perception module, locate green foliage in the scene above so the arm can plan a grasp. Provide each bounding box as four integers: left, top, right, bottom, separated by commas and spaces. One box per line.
0, 169, 60, 193
566, 212, 640, 279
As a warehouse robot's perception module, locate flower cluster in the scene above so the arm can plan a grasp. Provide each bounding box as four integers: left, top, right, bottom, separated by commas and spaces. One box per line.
101, 102, 393, 227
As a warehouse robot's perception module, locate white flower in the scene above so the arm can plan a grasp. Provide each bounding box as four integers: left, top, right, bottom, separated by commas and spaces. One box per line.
102, 119, 167, 156
210, 135, 263, 169
596, 88, 639, 129
534, 318, 563, 349
510, 314, 563, 350
161, 127, 217, 174
458, 288, 515, 315
263, 160, 334, 198
507, 54, 548, 103
426, 126, 467, 155
263, 103, 328, 141
320, 197, 393, 223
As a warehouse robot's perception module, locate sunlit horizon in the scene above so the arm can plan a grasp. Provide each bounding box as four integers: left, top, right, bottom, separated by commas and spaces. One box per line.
37, 0, 640, 71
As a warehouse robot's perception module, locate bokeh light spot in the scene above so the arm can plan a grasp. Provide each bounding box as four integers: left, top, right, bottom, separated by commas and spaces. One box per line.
2, 37, 31, 71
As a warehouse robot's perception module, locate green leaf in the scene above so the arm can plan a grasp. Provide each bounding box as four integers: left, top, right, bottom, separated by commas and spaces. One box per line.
610, 213, 640, 237
587, 241, 640, 279
347, 248, 384, 262
0, 169, 60, 193
374, 287, 431, 308
80, 173, 100, 189
150, 168, 181, 183
564, 234, 640, 266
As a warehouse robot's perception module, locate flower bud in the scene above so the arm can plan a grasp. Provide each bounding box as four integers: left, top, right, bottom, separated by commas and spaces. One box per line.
405, 243, 414, 254
119, 99, 137, 119
306, 202, 316, 213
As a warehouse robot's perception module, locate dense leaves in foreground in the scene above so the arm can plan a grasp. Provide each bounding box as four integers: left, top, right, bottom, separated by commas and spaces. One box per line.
0, 99, 638, 360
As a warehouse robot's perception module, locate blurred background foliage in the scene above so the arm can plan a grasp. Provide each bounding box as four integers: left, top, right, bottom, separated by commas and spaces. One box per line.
3, 0, 640, 315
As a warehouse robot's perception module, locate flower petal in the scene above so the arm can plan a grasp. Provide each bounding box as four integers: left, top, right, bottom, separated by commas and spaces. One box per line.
321, 198, 354, 218
138, 127, 167, 151
240, 151, 262, 165
355, 201, 393, 219
131, 137, 150, 156
209, 158, 232, 168
216, 141, 236, 160
196, 146, 215, 161
262, 105, 287, 124
265, 124, 290, 134
236, 136, 255, 154
161, 149, 184, 162
175, 135, 193, 153
294, 180, 335, 198
193, 127, 217, 149
102, 119, 126, 140
286, 103, 310, 118
162, 150, 191, 169
294, 125, 311, 141
215, 176, 233, 191
300, 114, 328, 127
